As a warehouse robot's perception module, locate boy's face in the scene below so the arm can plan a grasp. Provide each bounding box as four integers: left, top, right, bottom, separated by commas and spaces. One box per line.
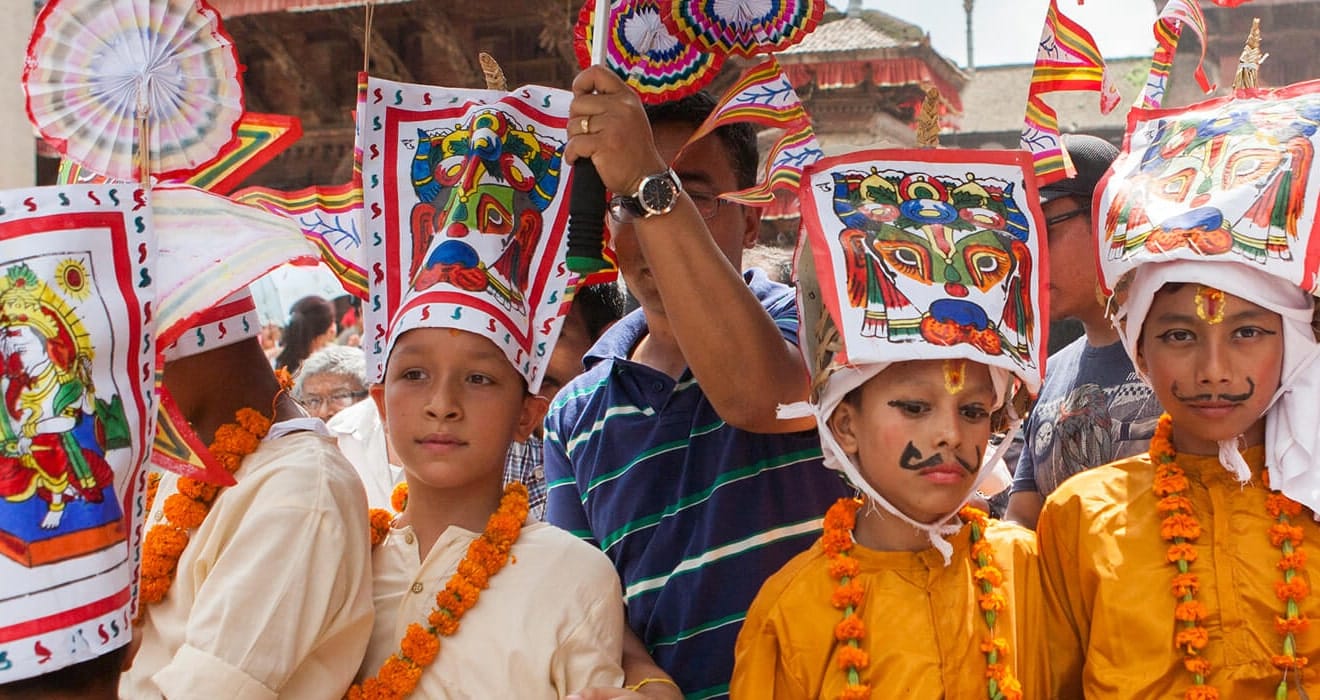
371, 328, 548, 490
1137, 284, 1283, 455
828, 359, 996, 524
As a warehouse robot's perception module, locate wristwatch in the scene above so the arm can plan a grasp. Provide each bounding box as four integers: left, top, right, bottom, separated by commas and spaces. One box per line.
608, 169, 682, 223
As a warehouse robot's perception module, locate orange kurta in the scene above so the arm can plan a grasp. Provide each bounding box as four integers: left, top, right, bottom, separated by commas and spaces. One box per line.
1038, 445, 1320, 698
730, 520, 1042, 699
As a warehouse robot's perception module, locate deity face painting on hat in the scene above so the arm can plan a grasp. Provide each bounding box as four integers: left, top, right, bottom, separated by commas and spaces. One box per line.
0, 184, 156, 682
363, 78, 580, 390
794, 147, 1047, 559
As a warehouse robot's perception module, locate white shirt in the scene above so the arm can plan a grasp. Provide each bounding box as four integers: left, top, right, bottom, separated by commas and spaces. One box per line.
326, 398, 403, 510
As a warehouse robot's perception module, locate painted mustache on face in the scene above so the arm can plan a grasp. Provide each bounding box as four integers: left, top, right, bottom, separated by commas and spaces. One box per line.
1171, 378, 1256, 404
898, 442, 978, 473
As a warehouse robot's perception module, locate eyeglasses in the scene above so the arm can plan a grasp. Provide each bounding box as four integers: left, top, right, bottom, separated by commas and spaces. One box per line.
297, 390, 367, 412
1045, 206, 1090, 228
607, 188, 726, 224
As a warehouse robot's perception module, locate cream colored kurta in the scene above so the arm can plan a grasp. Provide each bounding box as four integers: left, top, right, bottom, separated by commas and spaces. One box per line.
730, 520, 1044, 699
121, 428, 374, 700
361, 519, 625, 698
1038, 445, 1320, 698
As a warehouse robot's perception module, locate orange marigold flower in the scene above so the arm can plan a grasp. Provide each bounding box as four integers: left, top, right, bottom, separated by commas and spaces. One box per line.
1183, 656, 1211, 676
835, 645, 869, 671
1157, 495, 1194, 514
828, 555, 861, 580
834, 614, 865, 642
978, 591, 1008, 612
959, 505, 989, 523
831, 580, 865, 610
1278, 551, 1308, 571
401, 623, 439, 665
457, 558, 491, 589
1161, 513, 1202, 540
1175, 601, 1208, 622
1153, 472, 1190, 497
368, 509, 393, 547
428, 609, 459, 636
838, 685, 871, 700
971, 540, 995, 561
138, 575, 172, 603
1175, 626, 1210, 651
163, 493, 210, 530
1171, 573, 1200, 598
233, 407, 273, 437
1271, 654, 1309, 671
823, 498, 860, 532
1184, 685, 1220, 700
216, 452, 243, 473
379, 655, 421, 696
822, 530, 853, 557
973, 565, 1004, 588
175, 477, 219, 503
140, 555, 175, 579
144, 524, 189, 558
1266, 493, 1304, 518
999, 676, 1023, 700
391, 482, 409, 513
1276, 578, 1310, 602
213, 422, 261, 456
985, 662, 1008, 681
980, 637, 1009, 656
1270, 524, 1305, 548
1167, 543, 1199, 563
1275, 615, 1312, 634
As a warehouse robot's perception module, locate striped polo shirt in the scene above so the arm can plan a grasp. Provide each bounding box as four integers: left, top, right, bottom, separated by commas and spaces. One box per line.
544, 269, 850, 699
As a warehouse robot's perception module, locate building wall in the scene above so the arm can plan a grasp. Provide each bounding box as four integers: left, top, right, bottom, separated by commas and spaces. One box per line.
1, 3, 35, 188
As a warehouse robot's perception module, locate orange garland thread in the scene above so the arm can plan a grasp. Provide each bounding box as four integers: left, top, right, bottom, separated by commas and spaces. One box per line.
824, 497, 869, 700
961, 505, 1023, 700
136, 375, 292, 621
347, 482, 528, 700
1264, 472, 1311, 694
1151, 413, 1217, 699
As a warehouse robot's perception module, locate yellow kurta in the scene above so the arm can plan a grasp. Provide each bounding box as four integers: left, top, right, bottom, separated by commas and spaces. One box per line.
1038, 445, 1320, 698
731, 520, 1043, 699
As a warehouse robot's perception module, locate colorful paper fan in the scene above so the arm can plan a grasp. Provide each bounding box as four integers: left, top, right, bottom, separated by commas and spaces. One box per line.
23, 0, 244, 182
664, 0, 826, 57
575, 0, 725, 104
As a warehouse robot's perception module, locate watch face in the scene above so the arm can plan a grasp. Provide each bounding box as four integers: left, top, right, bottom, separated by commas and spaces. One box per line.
640, 175, 677, 215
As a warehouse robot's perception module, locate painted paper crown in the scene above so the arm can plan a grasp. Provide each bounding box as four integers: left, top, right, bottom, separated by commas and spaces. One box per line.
0, 184, 156, 682
797, 148, 1048, 395
362, 77, 582, 392
1096, 79, 1320, 301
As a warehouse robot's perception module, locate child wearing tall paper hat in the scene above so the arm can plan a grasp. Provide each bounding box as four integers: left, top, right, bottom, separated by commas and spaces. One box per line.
0, 184, 157, 699
120, 184, 374, 700
349, 76, 624, 699
730, 142, 1049, 698
1036, 71, 1320, 697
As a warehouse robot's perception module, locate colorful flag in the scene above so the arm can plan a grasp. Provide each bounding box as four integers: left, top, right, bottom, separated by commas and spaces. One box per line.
233, 183, 367, 299
1021, 0, 1120, 183
1137, 0, 1215, 109
723, 126, 824, 205
683, 57, 810, 150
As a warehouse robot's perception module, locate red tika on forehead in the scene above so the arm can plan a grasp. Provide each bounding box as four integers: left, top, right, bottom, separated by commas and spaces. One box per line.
1195, 285, 1226, 325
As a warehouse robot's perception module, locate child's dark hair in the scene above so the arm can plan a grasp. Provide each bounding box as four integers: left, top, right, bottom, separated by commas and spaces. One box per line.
645, 93, 758, 190
276, 295, 336, 373
572, 282, 626, 340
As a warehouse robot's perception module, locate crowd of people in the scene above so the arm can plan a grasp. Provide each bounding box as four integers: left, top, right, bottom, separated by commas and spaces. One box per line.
5, 48, 1320, 700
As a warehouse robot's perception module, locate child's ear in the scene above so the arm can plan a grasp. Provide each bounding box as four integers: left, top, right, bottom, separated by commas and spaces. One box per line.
369, 383, 387, 431
1135, 341, 1149, 377
514, 394, 550, 443
828, 402, 860, 457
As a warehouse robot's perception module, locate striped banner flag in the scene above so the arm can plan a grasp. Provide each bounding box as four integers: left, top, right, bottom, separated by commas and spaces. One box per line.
232, 183, 367, 299
1136, 0, 1215, 109
681, 57, 811, 150
1021, 0, 1121, 184
722, 126, 824, 205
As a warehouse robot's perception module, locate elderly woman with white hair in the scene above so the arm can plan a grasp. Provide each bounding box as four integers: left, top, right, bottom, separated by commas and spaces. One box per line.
292, 344, 369, 421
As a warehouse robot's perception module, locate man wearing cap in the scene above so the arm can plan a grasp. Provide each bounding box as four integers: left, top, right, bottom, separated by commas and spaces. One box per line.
1005, 134, 1162, 528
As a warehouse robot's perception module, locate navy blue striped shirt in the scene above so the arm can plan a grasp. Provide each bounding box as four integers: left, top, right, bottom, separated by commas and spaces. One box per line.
544, 270, 849, 699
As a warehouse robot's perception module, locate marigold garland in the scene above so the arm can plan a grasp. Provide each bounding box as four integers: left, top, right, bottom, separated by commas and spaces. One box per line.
1153, 413, 1316, 698
823, 497, 870, 700
1152, 413, 1217, 699
347, 482, 529, 700
960, 505, 1023, 700
135, 374, 292, 622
